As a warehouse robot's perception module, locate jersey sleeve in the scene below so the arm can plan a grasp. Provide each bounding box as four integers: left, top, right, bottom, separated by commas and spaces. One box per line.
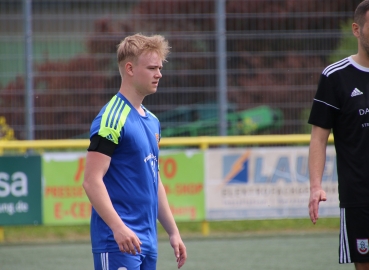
90, 95, 132, 144
308, 73, 340, 129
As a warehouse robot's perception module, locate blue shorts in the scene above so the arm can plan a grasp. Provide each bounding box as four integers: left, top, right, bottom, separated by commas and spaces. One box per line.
93, 252, 158, 270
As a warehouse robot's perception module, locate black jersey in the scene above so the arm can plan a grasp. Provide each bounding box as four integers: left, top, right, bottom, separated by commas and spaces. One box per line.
308, 56, 369, 208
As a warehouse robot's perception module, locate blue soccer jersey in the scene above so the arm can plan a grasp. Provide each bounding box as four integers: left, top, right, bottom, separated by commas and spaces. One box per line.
89, 92, 160, 255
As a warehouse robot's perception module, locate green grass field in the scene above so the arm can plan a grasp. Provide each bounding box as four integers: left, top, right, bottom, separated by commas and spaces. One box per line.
1, 218, 341, 243
0, 233, 353, 270
0, 218, 354, 270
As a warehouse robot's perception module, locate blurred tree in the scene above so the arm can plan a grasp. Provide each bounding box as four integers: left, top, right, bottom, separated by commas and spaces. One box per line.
329, 20, 357, 64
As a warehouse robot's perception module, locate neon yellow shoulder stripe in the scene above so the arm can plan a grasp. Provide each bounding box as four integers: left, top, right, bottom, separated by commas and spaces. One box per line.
98, 96, 132, 144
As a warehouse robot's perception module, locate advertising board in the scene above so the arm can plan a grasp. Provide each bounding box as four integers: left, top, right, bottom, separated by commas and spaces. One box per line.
0, 156, 42, 225
205, 146, 338, 220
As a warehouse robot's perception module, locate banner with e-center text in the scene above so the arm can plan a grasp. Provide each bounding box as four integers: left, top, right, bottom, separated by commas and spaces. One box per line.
42, 150, 205, 225
42, 153, 90, 225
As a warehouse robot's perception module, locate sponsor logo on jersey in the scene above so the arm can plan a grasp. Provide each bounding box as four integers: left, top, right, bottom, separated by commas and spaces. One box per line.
359, 108, 369, 115
357, 239, 369, 255
144, 153, 158, 181
351, 88, 363, 97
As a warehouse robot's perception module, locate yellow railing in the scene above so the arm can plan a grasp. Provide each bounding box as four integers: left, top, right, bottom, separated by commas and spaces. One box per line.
0, 134, 334, 153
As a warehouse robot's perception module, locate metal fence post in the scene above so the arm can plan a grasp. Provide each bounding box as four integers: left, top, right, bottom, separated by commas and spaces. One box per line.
216, 0, 227, 136
23, 0, 34, 140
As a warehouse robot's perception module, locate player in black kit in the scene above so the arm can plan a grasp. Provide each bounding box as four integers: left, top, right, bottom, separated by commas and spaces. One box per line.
308, 1, 369, 269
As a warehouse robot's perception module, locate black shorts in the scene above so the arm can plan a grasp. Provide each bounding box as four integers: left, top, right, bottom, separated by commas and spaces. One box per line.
340, 207, 369, 264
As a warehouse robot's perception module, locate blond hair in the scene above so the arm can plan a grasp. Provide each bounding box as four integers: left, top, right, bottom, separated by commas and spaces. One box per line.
117, 33, 170, 65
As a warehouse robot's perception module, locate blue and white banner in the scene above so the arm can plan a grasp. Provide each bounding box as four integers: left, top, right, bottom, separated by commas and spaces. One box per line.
205, 146, 338, 220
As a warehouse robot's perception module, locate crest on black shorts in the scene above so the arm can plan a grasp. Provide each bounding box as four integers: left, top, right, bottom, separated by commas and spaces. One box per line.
357, 239, 369, 255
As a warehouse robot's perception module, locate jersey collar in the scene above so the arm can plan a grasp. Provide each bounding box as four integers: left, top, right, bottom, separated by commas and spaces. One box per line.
348, 56, 369, 72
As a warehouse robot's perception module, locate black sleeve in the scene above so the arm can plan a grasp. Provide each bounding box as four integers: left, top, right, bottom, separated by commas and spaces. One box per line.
87, 135, 117, 157
308, 73, 340, 129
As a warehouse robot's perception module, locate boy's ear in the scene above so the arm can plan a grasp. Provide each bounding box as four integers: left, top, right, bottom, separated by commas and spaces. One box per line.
125, 61, 134, 76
